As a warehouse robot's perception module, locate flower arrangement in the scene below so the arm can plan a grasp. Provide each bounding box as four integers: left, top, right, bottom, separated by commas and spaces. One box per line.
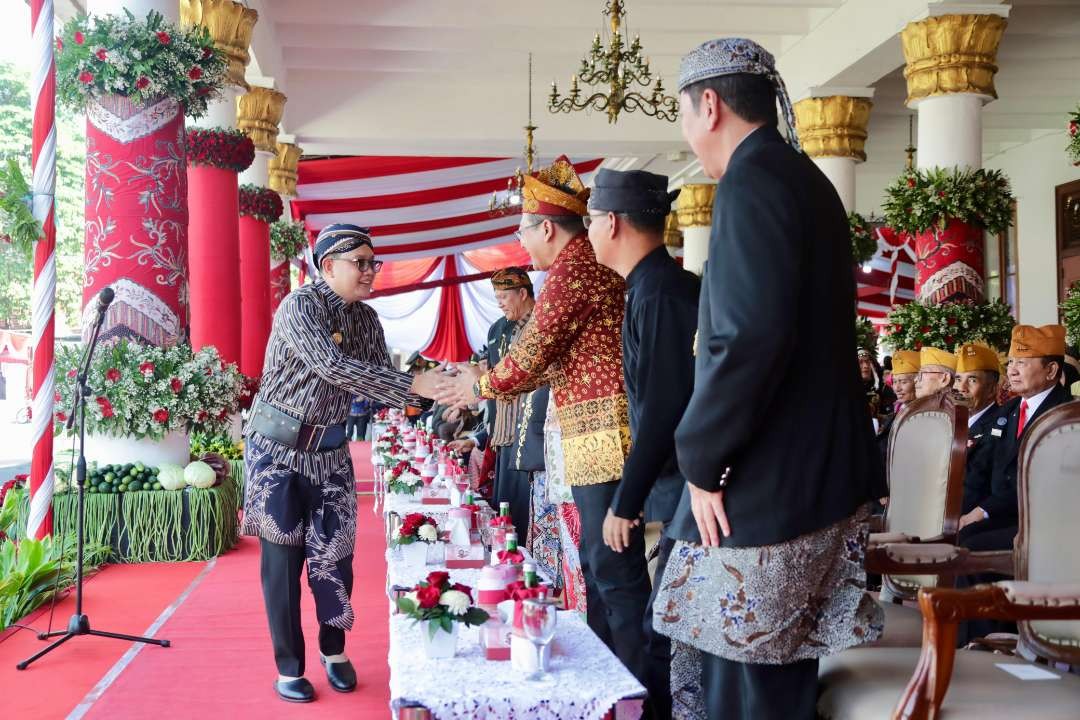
239, 184, 284, 224
1061, 281, 1080, 349
0, 159, 41, 256
848, 212, 878, 266
393, 512, 440, 547
396, 570, 490, 638
884, 299, 1015, 353
496, 548, 525, 564
186, 127, 255, 173
54, 339, 244, 441
855, 316, 877, 353
270, 220, 308, 261
56, 10, 226, 118
387, 460, 422, 494
1067, 106, 1080, 166
882, 167, 1014, 236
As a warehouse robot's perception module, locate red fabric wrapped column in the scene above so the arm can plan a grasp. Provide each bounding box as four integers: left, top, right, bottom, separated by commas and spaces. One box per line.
422, 256, 473, 362
913, 219, 984, 304
83, 95, 188, 345
187, 163, 243, 363
269, 258, 290, 314
238, 185, 282, 377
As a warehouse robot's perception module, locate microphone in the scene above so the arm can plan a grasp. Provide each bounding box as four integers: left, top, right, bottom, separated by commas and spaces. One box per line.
95, 287, 114, 319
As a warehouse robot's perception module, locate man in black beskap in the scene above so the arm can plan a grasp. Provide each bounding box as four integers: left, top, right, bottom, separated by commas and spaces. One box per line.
587, 168, 699, 720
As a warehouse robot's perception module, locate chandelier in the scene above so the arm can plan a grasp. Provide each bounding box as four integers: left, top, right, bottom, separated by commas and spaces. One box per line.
489, 54, 539, 215
548, 0, 678, 124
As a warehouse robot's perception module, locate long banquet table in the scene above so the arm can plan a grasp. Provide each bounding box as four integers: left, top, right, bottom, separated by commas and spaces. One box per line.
382, 490, 646, 720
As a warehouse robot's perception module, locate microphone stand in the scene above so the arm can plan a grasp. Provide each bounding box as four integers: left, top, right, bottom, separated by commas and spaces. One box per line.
17, 294, 169, 670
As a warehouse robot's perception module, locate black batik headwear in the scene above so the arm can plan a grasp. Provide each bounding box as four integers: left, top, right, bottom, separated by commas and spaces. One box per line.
587, 169, 680, 215
314, 223, 374, 270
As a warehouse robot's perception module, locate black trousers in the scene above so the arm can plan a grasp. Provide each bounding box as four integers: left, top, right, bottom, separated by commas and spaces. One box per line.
345, 413, 369, 441
571, 482, 655, 708
494, 447, 531, 542
645, 536, 675, 720
702, 653, 819, 720
259, 538, 354, 677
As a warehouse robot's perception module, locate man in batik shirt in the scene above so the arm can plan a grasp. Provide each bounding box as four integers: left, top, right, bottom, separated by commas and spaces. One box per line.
243, 223, 440, 703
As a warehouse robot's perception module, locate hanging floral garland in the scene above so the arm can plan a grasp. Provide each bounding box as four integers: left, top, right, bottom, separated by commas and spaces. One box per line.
855, 316, 877, 353
0, 159, 41, 255
53, 340, 244, 441
882, 167, 1014, 236
883, 299, 1015, 353
1061, 281, 1080, 349
239, 184, 284, 224
56, 10, 227, 118
186, 127, 255, 173
1067, 106, 1080, 166
848, 212, 878, 265
269, 220, 307, 261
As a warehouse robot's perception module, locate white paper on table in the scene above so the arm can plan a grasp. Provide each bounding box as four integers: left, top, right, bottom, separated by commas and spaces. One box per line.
994, 663, 1061, 681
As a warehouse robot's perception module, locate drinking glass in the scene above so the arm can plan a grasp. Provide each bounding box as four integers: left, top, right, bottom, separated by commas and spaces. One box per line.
521, 598, 558, 682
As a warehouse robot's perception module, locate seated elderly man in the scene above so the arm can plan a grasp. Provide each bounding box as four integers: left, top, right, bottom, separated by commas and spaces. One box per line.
914, 346, 957, 399
953, 343, 1003, 515
875, 349, 919, 462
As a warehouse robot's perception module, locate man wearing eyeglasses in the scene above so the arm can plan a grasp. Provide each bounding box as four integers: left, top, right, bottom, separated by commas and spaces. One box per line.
243, 223, 442, 704
914, 346, 957, 399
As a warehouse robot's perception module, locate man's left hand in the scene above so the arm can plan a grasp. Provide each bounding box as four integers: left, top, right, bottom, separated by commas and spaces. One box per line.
434, 363, 483, 408
602, 509, 641, 553
410, 364, 447, 399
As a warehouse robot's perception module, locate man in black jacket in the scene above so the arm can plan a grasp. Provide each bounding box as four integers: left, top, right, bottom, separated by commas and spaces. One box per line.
653, 38, 883, 720
959, 325, 1073, 550
588, 168, 699, 720
953, 343, 1003, 514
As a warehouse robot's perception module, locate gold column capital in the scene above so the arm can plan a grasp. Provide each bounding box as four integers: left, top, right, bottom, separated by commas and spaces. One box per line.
793, 95, 873, 162
180, 0, 258, 89
675, 183, 716, 228
901, 13, 1007, 106
237, 87, 287, 152
663, 211, 683, 248
269, 142, 302, 196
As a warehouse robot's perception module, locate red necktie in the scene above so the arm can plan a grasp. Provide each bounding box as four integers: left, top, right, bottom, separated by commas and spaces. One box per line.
1016, 399, 1029, 439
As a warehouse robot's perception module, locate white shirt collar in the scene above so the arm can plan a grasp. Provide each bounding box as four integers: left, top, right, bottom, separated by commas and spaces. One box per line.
968, 403, 994, 428
1021, 384, 1056, 418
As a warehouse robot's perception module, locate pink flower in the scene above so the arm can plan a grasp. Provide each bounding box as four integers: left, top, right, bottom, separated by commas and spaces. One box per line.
153, 408, 169, 423
105, 368, 121, 382
170, 377, 183, 393
95, 48, 107, 61
156, 31, 171, 45
139, 361, 155, 378
74, 31, 85, 45
54, 391, 61, 401
188, 66, 203, 81
136, 76, 150, 90
78, 71, 94, 85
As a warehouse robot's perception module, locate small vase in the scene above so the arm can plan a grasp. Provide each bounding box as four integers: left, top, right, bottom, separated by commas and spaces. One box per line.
421, 620, 459, 659
400, 540, 428, 569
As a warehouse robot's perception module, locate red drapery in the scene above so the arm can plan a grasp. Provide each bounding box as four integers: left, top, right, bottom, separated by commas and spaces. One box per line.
421, 257, 473, 362
188, 164, 242, 364
298, 155, 502, 185
373, 256, 442, 291
239, 216, 272, 377
462, 241, 533, 272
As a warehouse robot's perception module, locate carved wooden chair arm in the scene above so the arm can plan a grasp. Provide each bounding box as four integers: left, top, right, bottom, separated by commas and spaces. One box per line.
866, 544, 1013, 577
892, 583, 1080, 720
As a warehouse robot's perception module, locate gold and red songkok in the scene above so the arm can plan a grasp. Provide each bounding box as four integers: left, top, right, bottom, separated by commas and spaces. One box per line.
490, 267, 532, 291
521, 155, 590, 217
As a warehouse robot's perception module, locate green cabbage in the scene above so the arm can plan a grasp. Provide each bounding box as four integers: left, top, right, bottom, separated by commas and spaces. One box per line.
158, 463, 187, 491
184, 461, 217, 489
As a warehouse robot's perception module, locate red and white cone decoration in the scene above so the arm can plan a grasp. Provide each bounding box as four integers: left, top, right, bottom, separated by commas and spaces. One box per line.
27, 0, 56, 539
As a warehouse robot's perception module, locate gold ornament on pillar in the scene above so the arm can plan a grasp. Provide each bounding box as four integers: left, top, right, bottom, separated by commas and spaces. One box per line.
663, 212, 682, 249
269, 142, 302, 197
675, 184, 716, 229
180, 0, 258, 89
237, 87, 287, 152
900, 14, 1007, 106
793, 96, 872, 162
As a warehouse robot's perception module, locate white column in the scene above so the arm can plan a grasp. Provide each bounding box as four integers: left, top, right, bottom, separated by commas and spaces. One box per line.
240, 151, 271, 186
814, 156, 857, 213
675, 184, 716, 276
914, 93, 983, 171
682, 227, 710, 276
792, 90, 873, 214
198, 86, 240, 129
86, 0, 178, 22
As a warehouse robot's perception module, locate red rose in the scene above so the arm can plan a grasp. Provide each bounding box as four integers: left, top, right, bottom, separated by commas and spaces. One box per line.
906, 177, 916, 188
156, 31, 171, 45
67, 369, 77, 378
217, 409, 229, 420
78, 71, 94, 85
188, 66, 203, 81
937, 191, 946, 198
56, 411, 67, 422
136, 76, 150, 89
945, 335, 955, 345
95, 48, 107, 61
74, 31, 85, 45
56, 38, 63, 51
153, 408, 169, 423
920, 326, 931, 333
54, 391, 61, 401
416, 584, 442, 609
946, 317, 957, 325
426, 571, 450, 589
202, 47, 213, 60
139, 361, 155, 377
95, 396, 115, 418
170, 377, 183, 393
196, 410, 208, 422
451, 582, 473, 602
105, 368, 120, 382
915, 341, 923, 350
197, 86, 211, 96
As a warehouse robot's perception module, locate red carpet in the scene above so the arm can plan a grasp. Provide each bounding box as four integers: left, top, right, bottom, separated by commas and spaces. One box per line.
350, 440, 375, 494
0, 560, 206, 719
81, 495, 390, 720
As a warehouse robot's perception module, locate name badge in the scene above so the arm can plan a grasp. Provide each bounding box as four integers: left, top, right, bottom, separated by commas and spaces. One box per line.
991, 428, 1003, 437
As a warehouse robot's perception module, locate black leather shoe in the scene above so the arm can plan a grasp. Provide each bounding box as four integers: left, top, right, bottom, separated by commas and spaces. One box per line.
274, 677, 315, 703
320, 656, 357, 692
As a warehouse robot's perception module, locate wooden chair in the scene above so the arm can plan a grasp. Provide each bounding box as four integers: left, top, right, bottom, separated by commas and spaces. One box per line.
818, 400, 1080, 719
871, 392, 969, 647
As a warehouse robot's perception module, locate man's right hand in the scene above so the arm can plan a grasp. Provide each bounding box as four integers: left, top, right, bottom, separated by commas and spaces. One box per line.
447, 439, 476, 453
410, 364, 446, 399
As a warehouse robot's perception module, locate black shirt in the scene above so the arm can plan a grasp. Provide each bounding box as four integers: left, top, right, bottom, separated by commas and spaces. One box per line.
611, 246, 701, 521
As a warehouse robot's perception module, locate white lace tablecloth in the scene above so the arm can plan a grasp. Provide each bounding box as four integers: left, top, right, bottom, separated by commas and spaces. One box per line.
388, 611, 645, 720
383, 492, 491, 525
385, 545, 551, 590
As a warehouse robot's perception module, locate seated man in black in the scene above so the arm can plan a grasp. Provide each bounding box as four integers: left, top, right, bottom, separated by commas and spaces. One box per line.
952, 343, 1003, 515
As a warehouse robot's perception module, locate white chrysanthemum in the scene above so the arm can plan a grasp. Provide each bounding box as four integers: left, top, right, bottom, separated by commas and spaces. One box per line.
439, 590, 470, 616
417, 524, 438, 543
401, 472, 421, 486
